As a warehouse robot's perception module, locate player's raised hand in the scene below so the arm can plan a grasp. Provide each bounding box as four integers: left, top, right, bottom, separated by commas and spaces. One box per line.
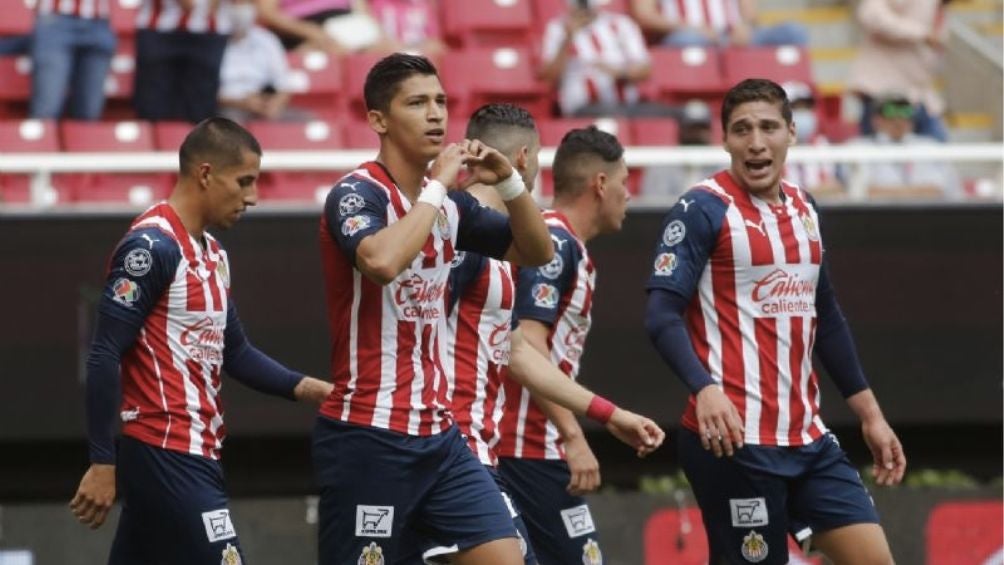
69, 463, 116, 529
862, 417, 907, 486
429, 143, 468, 189
459, 139, 515, 188
695, 385, 744, 458
564, 434, 601, 496
606, 408, 666, 458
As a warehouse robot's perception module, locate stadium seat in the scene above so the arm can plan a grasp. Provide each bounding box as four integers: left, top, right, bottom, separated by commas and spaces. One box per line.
286, 50, 344, 119
721, 46, 813, 90
57, 120, 170, 204
0, 56, 32, 117
644, 47, 726, 103
110, 0, 140, 36
0, 119, 60, 204
153, 121, 193, 151
442, 48, 547, 119
441, 0, 533, 48
247, 120, 345, 202
343, 119, 379, 150
0, 0, 33, 36
630, 118, 678, 146
343, 52, 388, 119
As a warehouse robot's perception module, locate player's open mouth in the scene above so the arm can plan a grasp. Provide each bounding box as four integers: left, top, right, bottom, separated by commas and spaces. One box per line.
745, 159, 772, 175
425, 129, 444, 142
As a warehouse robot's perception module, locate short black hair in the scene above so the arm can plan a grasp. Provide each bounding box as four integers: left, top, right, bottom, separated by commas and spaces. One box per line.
364, 53, 439, 112
179, 117, 261, 176
552, 125, 624, 198
720, 78, 791, 133
465, 103, 538, 155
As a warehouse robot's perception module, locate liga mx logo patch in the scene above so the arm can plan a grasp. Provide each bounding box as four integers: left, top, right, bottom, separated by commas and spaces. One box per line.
740, 530, 769, 562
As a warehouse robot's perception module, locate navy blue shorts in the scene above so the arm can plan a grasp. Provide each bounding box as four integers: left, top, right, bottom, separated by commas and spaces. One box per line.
312, 418, 517, 564
679, 429, 880, 565
108, 436, 245, 565
497, 458, 604, 565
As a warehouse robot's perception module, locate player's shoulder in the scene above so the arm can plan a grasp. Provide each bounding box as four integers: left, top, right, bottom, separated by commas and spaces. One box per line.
120, 226, 181, 260
324, 171, 390, 215
670, 186, 730, 218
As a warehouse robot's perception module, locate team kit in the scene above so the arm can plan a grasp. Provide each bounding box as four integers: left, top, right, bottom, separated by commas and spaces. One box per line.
69, 53, 906, 565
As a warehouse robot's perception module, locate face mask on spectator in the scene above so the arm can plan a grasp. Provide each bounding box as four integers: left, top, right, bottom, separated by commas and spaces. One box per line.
230, 4, 257, 33
792, 109, 817, 143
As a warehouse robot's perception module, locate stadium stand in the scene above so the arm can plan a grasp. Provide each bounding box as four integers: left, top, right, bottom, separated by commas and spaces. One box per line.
441, 0, 534, 48
248, 120, 345, 202
0, 119, 59, 203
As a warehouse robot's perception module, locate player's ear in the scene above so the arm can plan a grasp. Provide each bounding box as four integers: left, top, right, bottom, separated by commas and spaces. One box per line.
368, 109, 388, 135
198, 162, 212, 189
514, 145, 529, 173
593, 169, 608, 199
788, 119, 797, 146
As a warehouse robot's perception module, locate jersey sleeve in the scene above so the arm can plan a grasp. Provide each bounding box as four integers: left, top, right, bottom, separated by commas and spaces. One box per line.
513, 227, 577, 326
450, 190, 514, 259
645, 189, 725, 300
447, 251, 487, 315
323, 177, 389, 267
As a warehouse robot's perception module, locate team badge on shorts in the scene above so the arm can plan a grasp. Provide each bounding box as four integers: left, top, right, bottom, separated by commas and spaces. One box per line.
581, 538, 603, 565
653, 252, 678, 276
662, 220, 686, 247
220, 543, 241, 565
740, 530, 769, 562
124, 248, 152, 277
358, 542, 385, 565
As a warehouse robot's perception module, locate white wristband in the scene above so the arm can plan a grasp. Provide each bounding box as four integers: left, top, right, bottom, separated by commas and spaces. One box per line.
494, 172, 526, 202
417, 180, 447, 208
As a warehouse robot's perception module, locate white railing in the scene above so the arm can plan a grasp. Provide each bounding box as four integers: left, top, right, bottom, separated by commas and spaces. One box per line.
0, 143, 1001, 209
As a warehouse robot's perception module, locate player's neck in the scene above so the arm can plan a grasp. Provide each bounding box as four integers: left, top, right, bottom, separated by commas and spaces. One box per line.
376, 147, 428, 202
553, 201, 597, 243
167, 191, 207, 240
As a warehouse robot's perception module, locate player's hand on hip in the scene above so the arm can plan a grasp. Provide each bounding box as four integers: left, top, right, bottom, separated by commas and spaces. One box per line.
69, 463, 116, 529
564, 434, 601, 496
606, 408, 666, 458
862, 417, 907, 486
695, 385, 745, 458
429, 143, 468, 189
459, 140, 515, 189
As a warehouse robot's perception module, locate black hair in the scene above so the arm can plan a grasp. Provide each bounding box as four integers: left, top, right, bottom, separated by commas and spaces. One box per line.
179, 117, 261, 176
465, 103, 537, 156
720, 78, 792, 133
552, 125, 624, 198
363, 53, 439, 112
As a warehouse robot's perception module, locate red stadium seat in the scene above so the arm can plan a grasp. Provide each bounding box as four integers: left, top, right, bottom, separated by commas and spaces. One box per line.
442, 48, 547, 119
644, 47, 726, 103
0, 56, 32, 117
534, 0, 628, 25
57, 120, 171, 204
110, 0, 140, 36
103, 49, 136, 118
441, 0, 533, 48
343, 119, 379, 150
0, 0, 33, 36
153, 121, 193, 151
343, 52, 389, 119
0, 119, 60, 204
286, 50, 345, 118
247, 120, 345, 202
631, 118, 679, 146
721, 46, 813, 89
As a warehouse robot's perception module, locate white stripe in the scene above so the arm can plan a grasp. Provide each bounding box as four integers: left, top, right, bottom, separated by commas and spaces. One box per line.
168, 266, 205, 456
342, 270, 363, 419
800, 319, 816, 443
513, 388, 530, 458
756, 198, 791, 445
683, 0, 704, 28
706, 0, 728, 32
544, 421, 561, 459
372, 287, 398, 430
137, 327, 172, 448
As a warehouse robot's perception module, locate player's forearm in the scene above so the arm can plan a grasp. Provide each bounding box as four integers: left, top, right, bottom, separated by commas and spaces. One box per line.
355, 204, 439, 284
293, 376, 334, 405
846, 388, 885, 425
502, 191, 553, 266
537, 395, 587, 442
84, 311, 140, 464
223, 342, 305, 400
509, 335, 593, 415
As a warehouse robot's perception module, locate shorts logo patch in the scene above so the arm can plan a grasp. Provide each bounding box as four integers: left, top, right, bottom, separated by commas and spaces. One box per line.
740, 530, 769, 563
357, 541, 385, 565
538, 253, 564, 280
124, 248, 152, 277
220, 542, 242, 565
730, 498, 768, 527
560, 504, 596, 538
653, 252, 678, 276
342, 215, 371, 237
581, 538, 603, 564
532, 283, 559, 308
355, 505, 393, 538
112, 278, 140, 307
339, 192, 366, 216
201, 509, 236, 543
662, 220, 686, 247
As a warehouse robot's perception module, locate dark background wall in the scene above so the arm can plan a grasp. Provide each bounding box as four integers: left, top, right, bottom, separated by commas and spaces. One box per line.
0, 205, 1000, 499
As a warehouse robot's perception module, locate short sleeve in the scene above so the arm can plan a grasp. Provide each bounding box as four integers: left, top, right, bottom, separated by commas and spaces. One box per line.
450, 191, 514, 259
645, 189, 726, 299
97, 227, 182, 326
323, 177, 390, 267
513, 227, 578, 326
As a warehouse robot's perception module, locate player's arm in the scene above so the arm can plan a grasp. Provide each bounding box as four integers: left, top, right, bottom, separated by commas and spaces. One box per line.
70, 229, 179, 529
643, 192, 745, 457
537, 14, 589, 85
508, 327, 665, 457
222, 302, 332, 404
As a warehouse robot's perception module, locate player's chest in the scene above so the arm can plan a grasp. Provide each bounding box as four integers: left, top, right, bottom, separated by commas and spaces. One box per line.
714, 200, 822, 269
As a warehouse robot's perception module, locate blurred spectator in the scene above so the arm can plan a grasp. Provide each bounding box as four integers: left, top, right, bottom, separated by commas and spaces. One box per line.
848, 94, 960, 199
133, 0, 230, 122
539, 0, 672, 118
630, 0, 808, 47
848, 0, 950, 141
30, 0, 116, 120
782, 81, 845, 198
219, 0, 310, 123
639, 100, 719, 201
258, 0, 380, 54
369, 0, 445, 59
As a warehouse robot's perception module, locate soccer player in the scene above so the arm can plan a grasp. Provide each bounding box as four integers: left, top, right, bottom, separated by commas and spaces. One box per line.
68, 117, 333, 564
497, 125, 632, 564
436, 103, 665, 564
314, 54, 553, 565
644, 78, 906, 565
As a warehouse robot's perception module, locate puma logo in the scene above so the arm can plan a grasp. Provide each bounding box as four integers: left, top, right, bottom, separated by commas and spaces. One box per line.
744, 219, 766, 236
140, 233, 158, 249
678, 198, 693, 212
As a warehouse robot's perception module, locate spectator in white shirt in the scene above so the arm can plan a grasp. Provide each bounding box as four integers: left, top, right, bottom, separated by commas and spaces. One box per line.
630, 0, 808, 47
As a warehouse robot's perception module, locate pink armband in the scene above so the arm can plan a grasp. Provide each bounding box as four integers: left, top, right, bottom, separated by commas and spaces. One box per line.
586, 395, 616, 424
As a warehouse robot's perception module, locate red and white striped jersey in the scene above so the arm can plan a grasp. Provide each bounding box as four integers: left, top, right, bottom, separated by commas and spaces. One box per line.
117, 203, 233, 460
647, 171, 828, 446
541, 11, 650, 116
318, 162, 515, 437
658, 0, 742, 34
36, 0, 110, 19
445, 252, 515, 466
497, 210, 595, 460
136, 0, 232, 33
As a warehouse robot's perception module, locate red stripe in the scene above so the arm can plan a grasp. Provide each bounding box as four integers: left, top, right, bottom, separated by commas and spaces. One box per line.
787, 317, 807, 445
364, 162, 409, 219
205, 239, 223, 312
421, 235, 437, 269
176, 0, 190, 31
776, 206, 801, 264
710, 215, 746, 423
418, 324, 438, 435
480, 364, 502, 463
389, 321, 417, 432
675, 0, 687, 22
584, 77, 600, 105
346, 276, 384, 426
805, 321, 824, 439
497, 263, 513, 309
186, 271, 207, 311
149, 297, 193, 452
496, 379, 522, 457
700, 0, 712, 28
754, 319, 779, 445
452, 263, 491, 440
788, 187, 822, 263
149, 0, 162, 29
